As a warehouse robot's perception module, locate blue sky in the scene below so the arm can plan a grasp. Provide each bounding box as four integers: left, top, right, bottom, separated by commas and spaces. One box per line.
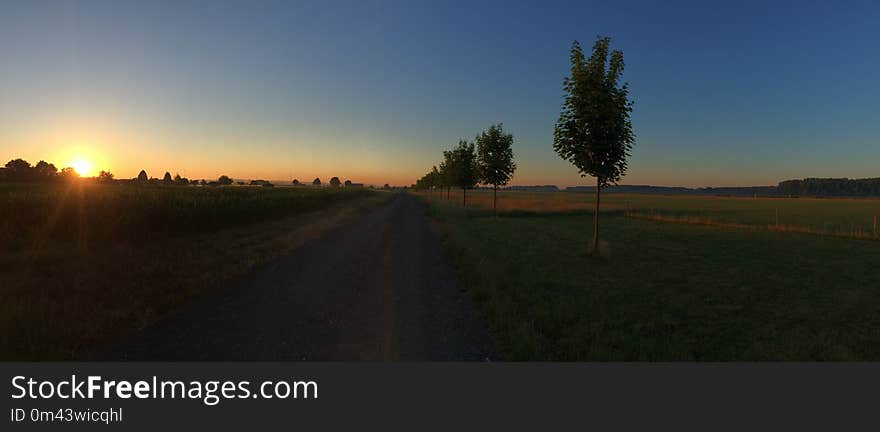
1, 0, 878, 186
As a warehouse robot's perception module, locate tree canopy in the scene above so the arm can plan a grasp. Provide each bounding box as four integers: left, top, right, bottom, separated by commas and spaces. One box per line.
553, 37, 634, 187
476, 124, 516, 186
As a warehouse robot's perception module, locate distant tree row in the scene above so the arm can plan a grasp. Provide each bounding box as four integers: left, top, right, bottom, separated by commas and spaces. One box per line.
414, 123, 516, 215
291, 177, 365, 188
777, 178, 880, 197
1, 158, 78, 182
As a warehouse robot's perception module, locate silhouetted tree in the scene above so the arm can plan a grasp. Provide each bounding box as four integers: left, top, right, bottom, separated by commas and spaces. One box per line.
440, 150, 455, 200
163, 172, 173, 184
4, 159, 32, 181
60, 167, 78, 181
344, 179, 352, 187
554, 37, 635, 254
312, 178, 321, 186
451, 140, 478, 207
292, 179, 300, 186
34, 160, 58, 179
190, 179, 200, 185
476, 123, 516, 216
218, 175, 233, 185
237, 181, 245, 185
137, 170, 148, 182
329, 177, 341, 187
173, 173, 189, 186
383, 183, 390, 190
97, 170, 114, 183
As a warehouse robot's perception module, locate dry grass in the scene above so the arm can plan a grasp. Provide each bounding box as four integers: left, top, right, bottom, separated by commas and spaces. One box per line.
415, 189, 625, 214
416, 189, 880, 241
624, 211, 879, 241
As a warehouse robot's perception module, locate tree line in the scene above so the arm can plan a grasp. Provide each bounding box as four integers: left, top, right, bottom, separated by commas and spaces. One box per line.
414, 37, 635, 255
776, 178, 880, 197
2, 158, 376, 189
413, 123, 517, 216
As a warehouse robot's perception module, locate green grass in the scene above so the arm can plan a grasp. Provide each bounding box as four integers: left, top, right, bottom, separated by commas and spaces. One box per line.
426, 197, 880, 360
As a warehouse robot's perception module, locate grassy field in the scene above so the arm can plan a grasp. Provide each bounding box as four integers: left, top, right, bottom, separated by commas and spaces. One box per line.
0, 182, 390, 359
422, 189, 880, 239
420, 190, 880, 360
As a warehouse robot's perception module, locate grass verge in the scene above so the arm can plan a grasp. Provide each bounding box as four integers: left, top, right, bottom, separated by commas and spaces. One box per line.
425, 197, 880, 360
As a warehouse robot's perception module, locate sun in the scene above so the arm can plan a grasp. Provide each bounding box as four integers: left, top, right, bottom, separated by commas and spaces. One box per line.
70, 159, 94, 177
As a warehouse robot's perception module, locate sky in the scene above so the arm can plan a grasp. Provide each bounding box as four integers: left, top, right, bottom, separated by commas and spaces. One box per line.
1, 0, 878, 187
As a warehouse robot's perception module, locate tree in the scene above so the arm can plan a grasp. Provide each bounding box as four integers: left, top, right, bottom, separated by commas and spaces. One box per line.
553, 37, 634, 255
312, 178, 321, 186
97, 170, 114, 183
443, 140, 479, 207
34, 160, 58, 179
4, 159, 32, 181
344, 179, 352, 187
173, 173, 189, 186
439, 151, 455, 200
137, 170, 148, 182
60, 167, 78, 181
163, 172, 173, 184
292, 179, 300, 186
218, 175, 233, 185
451, 140, 478, 207
329, 177, 341, 187
475, 123, 516, 216
383, 183, 390, 190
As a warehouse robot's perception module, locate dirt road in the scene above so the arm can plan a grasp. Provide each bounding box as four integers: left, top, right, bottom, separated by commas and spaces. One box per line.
98, 193, 495, 360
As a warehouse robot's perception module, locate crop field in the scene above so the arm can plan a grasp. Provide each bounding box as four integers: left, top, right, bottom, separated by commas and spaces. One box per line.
0, 183, 387, 359
421, 189, 880, 239
1, 182, 376, 248
420, 190, 880, 360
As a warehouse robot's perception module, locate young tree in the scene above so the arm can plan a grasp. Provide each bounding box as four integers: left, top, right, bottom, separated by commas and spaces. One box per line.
553, 37, 634, 255
163, 172, 173, 184
137, 170, 148, 182
430, 165, 441, 195
329, 177, 341, 187
292, 179, 300, 186
218, 175, 234, 185
344, 179, 352, 187
452, 140, 478, 207
439, 150, 455, 200
475, 123, 516, 216
312, 177, 322, 186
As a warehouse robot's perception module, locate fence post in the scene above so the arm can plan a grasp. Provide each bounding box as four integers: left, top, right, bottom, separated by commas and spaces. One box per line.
874, 215, 878, 240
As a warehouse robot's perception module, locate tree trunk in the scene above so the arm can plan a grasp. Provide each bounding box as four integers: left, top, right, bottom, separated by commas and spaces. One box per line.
592, 177, 601, 255
493, 185, 498, 218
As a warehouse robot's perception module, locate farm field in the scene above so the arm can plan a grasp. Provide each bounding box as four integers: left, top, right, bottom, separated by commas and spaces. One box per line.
0, 182, 390, 359
421, 189, 880, 239
420, 190, 880, 360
